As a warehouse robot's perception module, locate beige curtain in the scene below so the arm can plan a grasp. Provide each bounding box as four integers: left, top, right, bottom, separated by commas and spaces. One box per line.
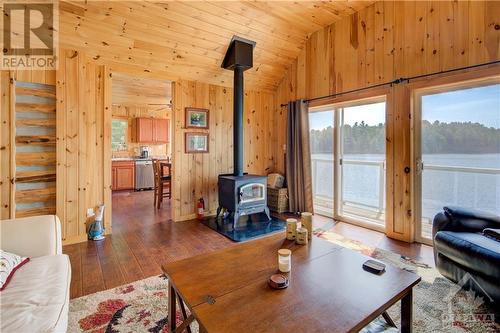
286, 100, 313, 213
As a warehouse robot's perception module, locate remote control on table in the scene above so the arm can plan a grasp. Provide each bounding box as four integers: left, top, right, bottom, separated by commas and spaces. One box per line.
362, 259, 386, 274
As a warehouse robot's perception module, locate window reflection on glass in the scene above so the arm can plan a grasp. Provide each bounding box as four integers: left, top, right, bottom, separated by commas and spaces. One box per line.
112, 119, 128, 151
419, 83, 500, 239
309, 110, 334, 217
340, 101, 386, 225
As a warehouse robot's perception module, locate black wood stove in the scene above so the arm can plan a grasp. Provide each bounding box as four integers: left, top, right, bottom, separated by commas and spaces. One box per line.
215, 36, 271, 228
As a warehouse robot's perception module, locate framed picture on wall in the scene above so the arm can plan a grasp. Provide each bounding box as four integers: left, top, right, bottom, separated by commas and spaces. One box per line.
185, 132, 209, 153
185, 107, 209, 129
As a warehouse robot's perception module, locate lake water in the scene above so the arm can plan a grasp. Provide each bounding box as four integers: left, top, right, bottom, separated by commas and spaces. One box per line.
311, 153, 500, 220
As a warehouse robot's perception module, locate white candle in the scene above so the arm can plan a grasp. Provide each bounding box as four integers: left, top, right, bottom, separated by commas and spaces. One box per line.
301, 212, 313, 240
278, 249, 291, 273
296, 227, 308, 245
286, 218, 297, 240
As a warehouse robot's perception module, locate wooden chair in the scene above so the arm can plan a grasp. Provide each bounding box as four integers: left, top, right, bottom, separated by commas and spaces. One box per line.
152, 159, 171, 209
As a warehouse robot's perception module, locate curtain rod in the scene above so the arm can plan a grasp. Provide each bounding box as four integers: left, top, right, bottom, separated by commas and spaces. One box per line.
279, 60, 500, 108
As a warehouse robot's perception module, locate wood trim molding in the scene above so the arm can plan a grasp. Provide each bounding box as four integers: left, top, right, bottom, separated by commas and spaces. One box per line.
103, 67, 113, 235
385, 85, 413, 242
9, 73, 16, 218
308, 86, 391, 109
406, 64, 500, 91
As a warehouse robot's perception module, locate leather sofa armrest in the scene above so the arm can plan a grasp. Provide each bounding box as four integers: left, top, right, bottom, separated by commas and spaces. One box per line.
432, 212, 452, 240
435, 206, 500, 234
0, 215, 62, 258
444, 206, 500, 225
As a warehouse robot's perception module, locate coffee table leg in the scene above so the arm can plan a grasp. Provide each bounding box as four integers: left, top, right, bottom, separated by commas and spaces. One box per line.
169, 284, 177, 332
401, 288, 413, 333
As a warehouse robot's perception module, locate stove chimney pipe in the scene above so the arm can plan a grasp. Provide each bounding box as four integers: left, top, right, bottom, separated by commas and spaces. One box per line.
221, 36, 256, 177
233, 65, 244, 177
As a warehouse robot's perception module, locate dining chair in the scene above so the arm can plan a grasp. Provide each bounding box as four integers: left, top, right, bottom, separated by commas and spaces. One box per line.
152, 159, 172, 209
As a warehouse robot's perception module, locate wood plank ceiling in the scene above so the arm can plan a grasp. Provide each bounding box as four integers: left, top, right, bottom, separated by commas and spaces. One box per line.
112, 72, 172, 105
59, 1, 376, 91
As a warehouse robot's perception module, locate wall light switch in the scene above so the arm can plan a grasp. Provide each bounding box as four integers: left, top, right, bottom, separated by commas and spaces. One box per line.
87, 208, 95, 218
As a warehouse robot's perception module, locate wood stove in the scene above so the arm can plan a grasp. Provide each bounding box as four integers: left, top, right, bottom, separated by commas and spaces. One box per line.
217, 174, 270, 229
215, 36, 271, 229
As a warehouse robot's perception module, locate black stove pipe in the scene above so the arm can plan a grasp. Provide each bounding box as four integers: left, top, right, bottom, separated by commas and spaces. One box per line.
233, 65, 244, 177
221, 36, 255, 177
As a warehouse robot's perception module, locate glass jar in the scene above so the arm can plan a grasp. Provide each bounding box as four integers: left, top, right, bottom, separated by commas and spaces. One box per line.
286, 218, 298, 240
278, 249, 292, 273
296, 227, 308, 245
301, 212, 313, 240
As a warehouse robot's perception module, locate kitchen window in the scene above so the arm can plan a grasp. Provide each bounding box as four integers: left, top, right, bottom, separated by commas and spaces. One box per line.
112, 118, 128, 151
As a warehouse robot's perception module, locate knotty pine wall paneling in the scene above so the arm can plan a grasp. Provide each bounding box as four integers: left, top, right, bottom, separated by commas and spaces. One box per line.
273, 0, 500, 242
171, 80, 275, 221
56, 49, 112, 245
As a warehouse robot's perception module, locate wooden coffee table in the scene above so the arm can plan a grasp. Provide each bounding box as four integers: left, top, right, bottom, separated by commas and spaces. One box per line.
161, 233, 421, 333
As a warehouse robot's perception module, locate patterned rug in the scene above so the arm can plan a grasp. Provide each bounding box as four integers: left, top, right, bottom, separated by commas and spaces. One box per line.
69, 231, 499, 333
69, 275, 199, 333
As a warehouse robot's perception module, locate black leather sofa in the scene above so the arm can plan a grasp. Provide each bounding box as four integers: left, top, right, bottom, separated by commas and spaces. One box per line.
433, 206, 500, 304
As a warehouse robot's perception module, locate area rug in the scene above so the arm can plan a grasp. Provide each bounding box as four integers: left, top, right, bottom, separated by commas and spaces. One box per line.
69, 231, 499, 333
69, 275, 199, 333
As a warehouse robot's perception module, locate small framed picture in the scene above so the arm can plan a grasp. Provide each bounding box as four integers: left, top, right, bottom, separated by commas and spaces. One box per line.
185, 107, 209, 129
185, 132, 209, 153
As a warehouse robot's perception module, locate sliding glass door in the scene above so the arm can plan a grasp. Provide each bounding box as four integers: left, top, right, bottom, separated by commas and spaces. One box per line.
309, 97, 386, 228
414, 80, 500, 243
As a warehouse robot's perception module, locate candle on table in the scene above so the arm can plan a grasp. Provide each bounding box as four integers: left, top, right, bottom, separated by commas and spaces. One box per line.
278, 249, 292, 273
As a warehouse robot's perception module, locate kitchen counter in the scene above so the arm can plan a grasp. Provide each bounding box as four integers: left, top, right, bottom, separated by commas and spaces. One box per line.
111, 156, 170, 161
111, 157, 135, 161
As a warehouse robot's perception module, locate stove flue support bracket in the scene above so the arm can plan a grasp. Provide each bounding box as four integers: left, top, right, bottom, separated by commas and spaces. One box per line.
221, 36, 256, 177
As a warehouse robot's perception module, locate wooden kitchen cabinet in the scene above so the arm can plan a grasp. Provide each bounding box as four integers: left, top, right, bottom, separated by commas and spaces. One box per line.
135, 118, 169, 143
136, 118, 154, 143
155, 118, 169, 143
112, 161, 135, 190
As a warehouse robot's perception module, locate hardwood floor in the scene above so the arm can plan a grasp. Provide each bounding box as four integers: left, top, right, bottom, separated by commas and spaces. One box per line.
63, 190, 433, 299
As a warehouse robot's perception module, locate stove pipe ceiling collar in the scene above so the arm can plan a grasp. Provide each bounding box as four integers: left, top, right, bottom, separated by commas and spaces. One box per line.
221, 36, 256, 177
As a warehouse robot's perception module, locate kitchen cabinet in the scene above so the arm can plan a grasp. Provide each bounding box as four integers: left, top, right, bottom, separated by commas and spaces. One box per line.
112, 161, 135, 190
136, 118, 154, 143
155, 118, 169, 143
136, 118, 169, 143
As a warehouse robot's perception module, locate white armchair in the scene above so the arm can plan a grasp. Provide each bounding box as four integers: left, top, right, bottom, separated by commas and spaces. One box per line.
0, 215, 70, 333
0, 215, 62, 257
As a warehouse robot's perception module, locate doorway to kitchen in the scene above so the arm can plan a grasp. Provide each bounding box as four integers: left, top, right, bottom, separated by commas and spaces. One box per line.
110, 72, 173, 231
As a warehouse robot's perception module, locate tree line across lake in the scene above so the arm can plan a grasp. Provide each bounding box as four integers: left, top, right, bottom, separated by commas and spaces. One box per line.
310, 121, 500, 154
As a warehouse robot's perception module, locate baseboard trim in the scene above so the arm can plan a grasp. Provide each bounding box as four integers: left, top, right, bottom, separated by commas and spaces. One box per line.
62, 234, 88, 245
175, 211, 217, 222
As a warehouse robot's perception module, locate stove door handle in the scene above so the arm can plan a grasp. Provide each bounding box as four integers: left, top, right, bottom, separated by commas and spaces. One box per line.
238, 191, 243, 203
